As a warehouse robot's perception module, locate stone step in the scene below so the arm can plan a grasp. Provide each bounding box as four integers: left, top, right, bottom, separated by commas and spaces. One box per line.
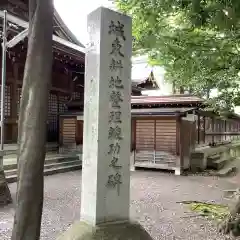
207, 154, 221, 168
5, 160, 81, 177
207, 153, 235, 170
215, 166, 237, 177
3, 144, 58, 156
208, 158, 228, 170
3, 155, 80, 171
6, 161, 82, 183
207, 154, 221, 161
210, 158, 238, 177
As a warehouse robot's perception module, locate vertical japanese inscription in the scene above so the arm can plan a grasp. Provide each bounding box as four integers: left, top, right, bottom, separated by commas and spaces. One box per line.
106, 20, 126, 196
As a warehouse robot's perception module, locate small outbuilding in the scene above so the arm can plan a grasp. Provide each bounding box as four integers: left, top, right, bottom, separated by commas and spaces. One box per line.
58, 94, 240, 174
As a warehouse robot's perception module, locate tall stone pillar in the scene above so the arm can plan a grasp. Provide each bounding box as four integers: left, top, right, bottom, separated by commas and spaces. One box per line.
57, 7, 153, 240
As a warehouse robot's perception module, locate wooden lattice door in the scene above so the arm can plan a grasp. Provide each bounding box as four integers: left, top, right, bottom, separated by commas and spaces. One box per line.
47, 93, 58, 142
58, 95, 68, 113
0, 85, 11, 142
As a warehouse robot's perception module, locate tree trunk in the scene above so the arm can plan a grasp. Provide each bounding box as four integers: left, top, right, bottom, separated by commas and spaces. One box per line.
172, 81, 176, 94
219, 198, 240, 236
11, 0, 53, 239
179, 86, 184, 94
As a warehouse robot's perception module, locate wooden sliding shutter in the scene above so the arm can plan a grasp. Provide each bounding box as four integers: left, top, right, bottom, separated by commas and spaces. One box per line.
136, 119, 155, 150
155, 119, 176, 154
62, 117, 76, 150
48, 93, 58, 141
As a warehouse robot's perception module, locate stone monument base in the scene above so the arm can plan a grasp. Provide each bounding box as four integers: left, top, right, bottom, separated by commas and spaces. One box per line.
57, 221, 153, 240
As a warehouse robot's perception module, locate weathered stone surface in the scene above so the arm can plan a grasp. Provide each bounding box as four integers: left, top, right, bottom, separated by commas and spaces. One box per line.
209, 158, 227, 170
57, 221, 153, 240
190, 152, 205, 172
0, 169, 12, 206
81, 6, 132, 226
190, 141, 240, 172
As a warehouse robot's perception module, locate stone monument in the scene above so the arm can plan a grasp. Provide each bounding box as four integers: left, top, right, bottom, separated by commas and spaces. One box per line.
58, 7, 153, 240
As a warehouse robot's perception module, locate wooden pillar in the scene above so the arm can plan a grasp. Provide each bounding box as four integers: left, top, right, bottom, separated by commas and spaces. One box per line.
11, 62, 19, 142
197, 114, 200, 144
211, 117, 215, 144
176, 114, 181, 155
132, 119, 136, 165
203, 116, 206, 143
134, 119, 136, 151
225, 120, 228, 140
59, 116, 63, 147
175, 113, 182, 175
56, 91, 60, 142
154, 119, 156, 162
221, 120, 224, 141
238, 122, 240, 140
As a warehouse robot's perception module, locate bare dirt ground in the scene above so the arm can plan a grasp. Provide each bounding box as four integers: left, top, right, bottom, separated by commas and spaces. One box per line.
0, 169, 239, 239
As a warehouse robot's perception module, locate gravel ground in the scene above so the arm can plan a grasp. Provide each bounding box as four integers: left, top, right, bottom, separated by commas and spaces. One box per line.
0, 169, 238, 239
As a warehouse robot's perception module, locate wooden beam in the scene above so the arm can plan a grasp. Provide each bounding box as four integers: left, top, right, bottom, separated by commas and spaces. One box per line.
206, 132, 240, 136
5, 118, 18, 124
0, 10, 85, 53
51, 87, 71, 95
8, 0, 28, 11
7, 29, 28, 48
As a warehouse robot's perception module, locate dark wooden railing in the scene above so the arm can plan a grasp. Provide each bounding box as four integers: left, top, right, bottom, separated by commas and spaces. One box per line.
195, 111, 240, 146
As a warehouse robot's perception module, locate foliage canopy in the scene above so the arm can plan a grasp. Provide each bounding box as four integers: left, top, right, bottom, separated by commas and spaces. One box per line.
115, 0, 240, 112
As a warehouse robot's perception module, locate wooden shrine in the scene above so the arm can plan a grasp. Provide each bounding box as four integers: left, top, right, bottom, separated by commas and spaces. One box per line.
0, 0, 86, 143
0, 0, 143, 143
59, 94, 240, 174
131, 95, 240, 173
131, 95, 203, 173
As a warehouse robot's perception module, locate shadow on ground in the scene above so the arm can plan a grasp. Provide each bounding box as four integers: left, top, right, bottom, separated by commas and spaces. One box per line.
0, 169, 238, 240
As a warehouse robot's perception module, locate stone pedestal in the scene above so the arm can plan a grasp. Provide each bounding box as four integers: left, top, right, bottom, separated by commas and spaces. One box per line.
57, 221, 152, 240
190, 152, 205, 172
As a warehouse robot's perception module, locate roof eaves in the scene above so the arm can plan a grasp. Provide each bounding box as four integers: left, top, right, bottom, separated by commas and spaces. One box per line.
53, 10, 85, 48
0, 10, 85, 54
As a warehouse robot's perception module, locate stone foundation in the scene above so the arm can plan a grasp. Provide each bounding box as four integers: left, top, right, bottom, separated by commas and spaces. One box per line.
57, 221, 153, 240
190, 141, 240, 172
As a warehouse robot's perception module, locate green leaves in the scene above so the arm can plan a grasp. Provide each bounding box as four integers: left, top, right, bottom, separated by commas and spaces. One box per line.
115, 0, 240, 112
